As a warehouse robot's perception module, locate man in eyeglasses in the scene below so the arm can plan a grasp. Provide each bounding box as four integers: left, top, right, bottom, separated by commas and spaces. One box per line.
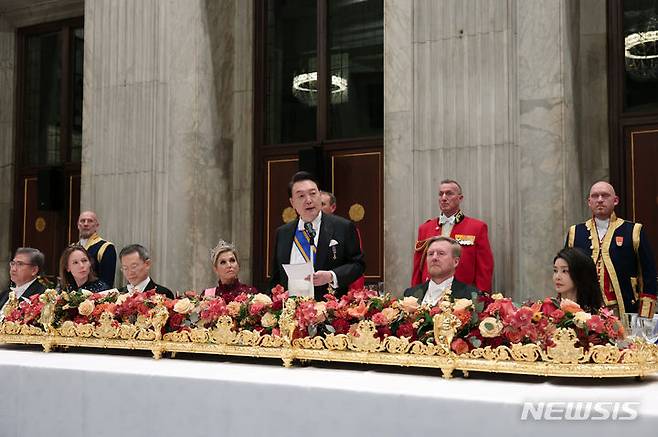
117, 244, 173, 298
0, 247, 47, 310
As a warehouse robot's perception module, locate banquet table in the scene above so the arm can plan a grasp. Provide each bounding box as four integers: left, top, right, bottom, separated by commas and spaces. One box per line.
1, 345, 657, 437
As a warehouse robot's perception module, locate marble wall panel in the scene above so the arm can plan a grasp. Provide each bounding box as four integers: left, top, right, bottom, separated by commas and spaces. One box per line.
384, 0, 414, 295
517, 0, 562, 101
0, 18, 14, 286
82, 0, 247, 292
383, 111, 414, 296
385, 0, 412, 114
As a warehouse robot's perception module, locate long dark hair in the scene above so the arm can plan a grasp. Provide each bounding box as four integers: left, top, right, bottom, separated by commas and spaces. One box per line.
59, 245, 98, 290
554, 247, 602, 311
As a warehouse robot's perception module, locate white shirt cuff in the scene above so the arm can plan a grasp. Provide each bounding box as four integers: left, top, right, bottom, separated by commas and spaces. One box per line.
330, 271, 338, 289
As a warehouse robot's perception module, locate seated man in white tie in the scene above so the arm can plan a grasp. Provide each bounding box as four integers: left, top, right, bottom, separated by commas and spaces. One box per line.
404, 236, 479, 306
117, 244, 174, 298
0, 248, 47, 310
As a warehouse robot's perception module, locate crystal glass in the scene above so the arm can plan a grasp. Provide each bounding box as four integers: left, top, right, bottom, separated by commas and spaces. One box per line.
630, 313, 658, 343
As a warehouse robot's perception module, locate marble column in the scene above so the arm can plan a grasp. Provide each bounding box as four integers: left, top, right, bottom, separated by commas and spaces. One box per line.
83, 0, 252, 293
577, 0, 609, 195
384, 0, 608, 300
0, 16, 15, 287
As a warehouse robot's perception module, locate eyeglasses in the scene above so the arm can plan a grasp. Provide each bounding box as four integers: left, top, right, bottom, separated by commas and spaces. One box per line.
120, 263, 144, 273
9, 260, 34, 268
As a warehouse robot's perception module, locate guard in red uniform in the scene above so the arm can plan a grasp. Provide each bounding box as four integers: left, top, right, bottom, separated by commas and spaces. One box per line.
411, 180, 494, 291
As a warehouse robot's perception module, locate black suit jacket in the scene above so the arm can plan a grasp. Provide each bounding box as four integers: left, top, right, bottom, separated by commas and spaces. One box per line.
270, 213, 365, 300
0, 279, 47, 309
118, 279, 174, 299
403, 278, 479, 304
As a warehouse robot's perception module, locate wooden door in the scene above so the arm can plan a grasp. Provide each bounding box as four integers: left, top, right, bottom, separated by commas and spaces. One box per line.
625, 125, 658, 268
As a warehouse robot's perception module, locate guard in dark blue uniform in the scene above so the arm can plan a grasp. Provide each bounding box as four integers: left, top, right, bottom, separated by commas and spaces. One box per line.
78, 211, 117, 287
566, 182, 657, 318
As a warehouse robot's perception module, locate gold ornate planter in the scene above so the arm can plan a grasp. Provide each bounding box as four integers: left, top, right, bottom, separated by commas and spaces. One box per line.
2, 307, 657, 379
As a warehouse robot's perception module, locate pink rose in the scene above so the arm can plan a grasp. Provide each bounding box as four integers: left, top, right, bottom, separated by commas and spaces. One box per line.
249, 302, 265, 316
587, 315, 606, 333
451, 338, 469, 354
234, 293, 249, 303
371, 312, 388, 326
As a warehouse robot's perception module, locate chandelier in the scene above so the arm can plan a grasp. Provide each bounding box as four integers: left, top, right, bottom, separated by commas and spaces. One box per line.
625, 19, 658, 81
292, 72, 348, 106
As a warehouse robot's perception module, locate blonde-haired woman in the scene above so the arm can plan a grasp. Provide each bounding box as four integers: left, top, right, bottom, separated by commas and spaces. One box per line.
204, 240, 257, 301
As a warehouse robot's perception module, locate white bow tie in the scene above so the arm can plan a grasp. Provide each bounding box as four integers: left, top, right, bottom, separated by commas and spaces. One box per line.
439, 214, 455, 226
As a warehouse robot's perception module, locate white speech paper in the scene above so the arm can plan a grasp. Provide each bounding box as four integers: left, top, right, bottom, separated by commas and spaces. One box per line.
283, 262, 314, 298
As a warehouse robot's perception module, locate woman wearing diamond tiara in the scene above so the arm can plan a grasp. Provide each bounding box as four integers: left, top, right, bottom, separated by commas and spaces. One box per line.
204, 240, 258, 301
552, 247, 602, 312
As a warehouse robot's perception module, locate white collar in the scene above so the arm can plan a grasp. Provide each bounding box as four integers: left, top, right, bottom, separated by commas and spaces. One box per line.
594, 217, 610, 240
127, 276, 151, 293
439, 213, 456, 226
11, 278, 38, 299
297, 211, 322, 231
423, 276, 454, 306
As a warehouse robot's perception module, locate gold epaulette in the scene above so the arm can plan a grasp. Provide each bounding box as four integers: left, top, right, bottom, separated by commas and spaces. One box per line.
415, 238, 431, 252
97, 241, 114, 262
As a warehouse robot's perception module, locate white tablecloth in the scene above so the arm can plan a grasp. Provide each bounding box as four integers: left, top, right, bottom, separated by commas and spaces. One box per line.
1, 345, 657, 437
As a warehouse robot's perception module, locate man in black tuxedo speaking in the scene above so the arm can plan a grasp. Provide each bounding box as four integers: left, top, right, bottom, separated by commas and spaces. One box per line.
270, 172, 365, 300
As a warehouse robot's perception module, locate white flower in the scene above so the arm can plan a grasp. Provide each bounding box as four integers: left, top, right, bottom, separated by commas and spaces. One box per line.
573, 311, 592, 328
173, 298, 195, 314
261, 312, 278, 328
252, 293, 273, 306
479, 317, 503, 338
78, 299, 95, 317
115, 293, 129, 305
453, 298, 473, 311
399, 296, 420, 313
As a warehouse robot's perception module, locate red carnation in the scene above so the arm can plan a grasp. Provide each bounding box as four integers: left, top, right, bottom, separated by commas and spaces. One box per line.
332, 318, 350, 334
396, 321, 416, 340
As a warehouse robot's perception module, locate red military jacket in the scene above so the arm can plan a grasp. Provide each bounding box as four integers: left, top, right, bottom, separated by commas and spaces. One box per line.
411, 211, 494, 291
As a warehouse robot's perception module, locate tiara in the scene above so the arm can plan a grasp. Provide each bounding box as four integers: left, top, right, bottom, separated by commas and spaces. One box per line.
210, 239, 236, 264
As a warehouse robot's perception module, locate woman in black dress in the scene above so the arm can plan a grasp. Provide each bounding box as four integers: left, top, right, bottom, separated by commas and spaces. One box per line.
58, 245, 109, 292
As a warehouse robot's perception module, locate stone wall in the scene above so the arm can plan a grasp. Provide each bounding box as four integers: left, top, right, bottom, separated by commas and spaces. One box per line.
82, 0, 252, 292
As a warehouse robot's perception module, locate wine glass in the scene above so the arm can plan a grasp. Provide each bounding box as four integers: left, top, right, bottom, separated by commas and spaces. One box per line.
631, 314, 658, 344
